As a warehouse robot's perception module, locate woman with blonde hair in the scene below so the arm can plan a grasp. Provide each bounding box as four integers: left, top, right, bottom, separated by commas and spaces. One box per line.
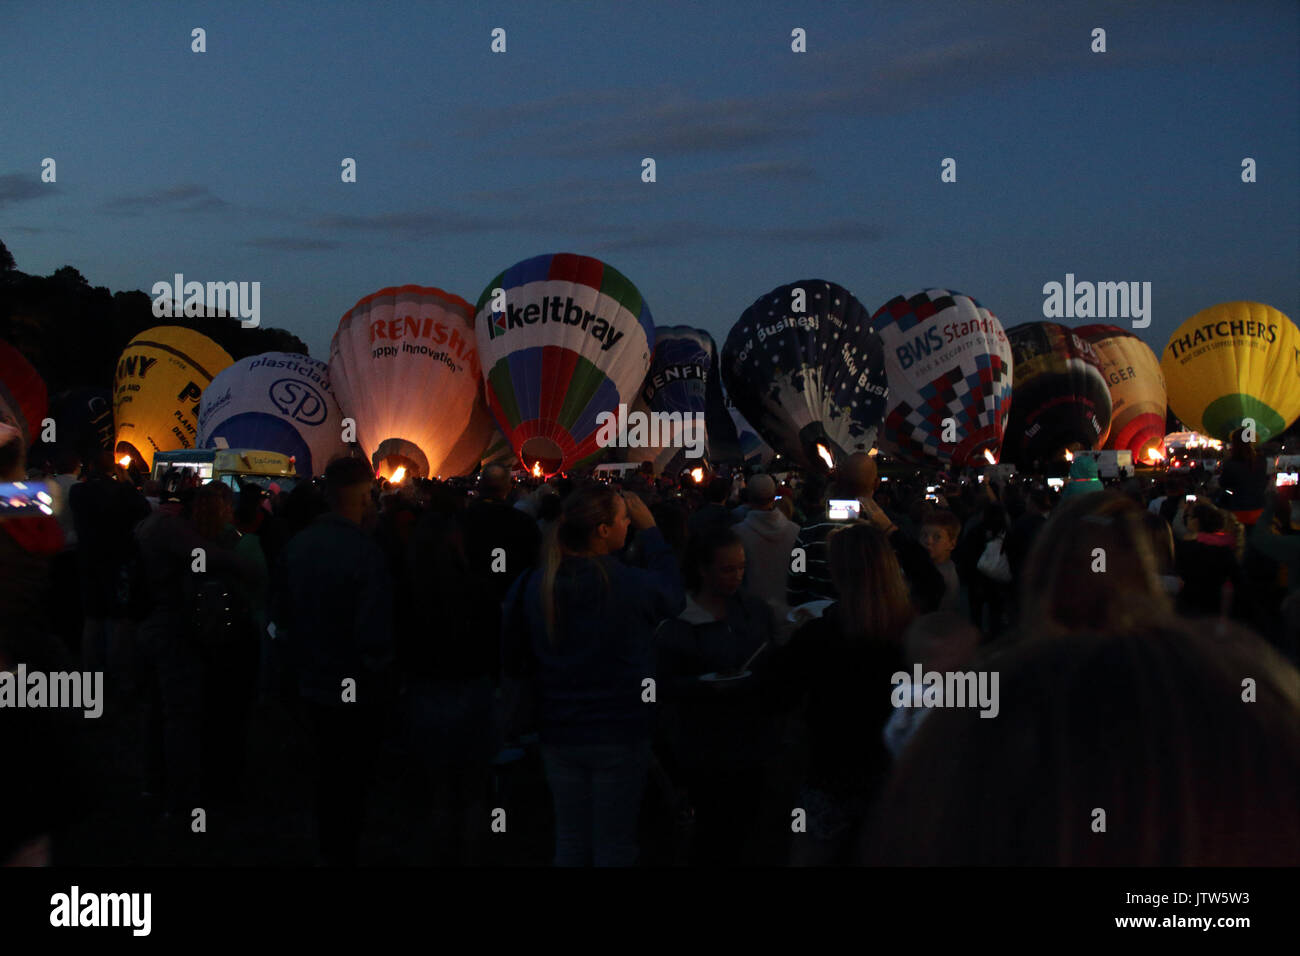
1018, 491, 1173, 635
501, 482, 683, 866
767, 511, 940, 865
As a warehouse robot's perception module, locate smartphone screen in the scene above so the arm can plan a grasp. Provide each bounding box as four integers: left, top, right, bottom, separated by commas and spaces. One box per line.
1276, 473, 1299, 487
0, 481, 55, 516
1186, 494, 1197, 501
827, 498, 861, 521
1047, 478, 1064, 491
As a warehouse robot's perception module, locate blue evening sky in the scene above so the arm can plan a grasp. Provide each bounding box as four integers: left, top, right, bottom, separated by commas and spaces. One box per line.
2, 0, 1296, 358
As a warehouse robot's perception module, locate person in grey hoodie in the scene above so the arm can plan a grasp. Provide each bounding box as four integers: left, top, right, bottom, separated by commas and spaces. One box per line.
733, 474, 800, 624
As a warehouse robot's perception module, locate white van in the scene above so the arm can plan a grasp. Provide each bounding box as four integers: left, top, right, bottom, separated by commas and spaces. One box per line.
1076, 449, 1134, 479
592, 462, 642, 478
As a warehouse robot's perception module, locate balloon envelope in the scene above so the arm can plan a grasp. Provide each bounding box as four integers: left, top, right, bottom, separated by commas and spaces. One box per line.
1076, 324, 1166, 462
872, 289, 1013, 466
1002, 322, 1112, 465
49, 387, 114, 464
474, 253, 654, 474
113, 326, 234, 471
198, 352, 345, 477
626, 326, 739, 473
328, 286, 485, 479
1161, 302, 1300, 442
721, 280, 888, 470
0, 338, 48, 448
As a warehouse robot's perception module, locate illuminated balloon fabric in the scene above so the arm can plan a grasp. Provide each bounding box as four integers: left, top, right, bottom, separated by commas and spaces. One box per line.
871, 290, 1013, 467
112, 326, 234, 471
328, 286, 483, 479
1160, 302, 1300, 443
721, 280, 888, 469
0, 338, 48, 446
474, 253, 654, 474
197, 353, 345, 477
49, 388, 114, 462
625, 326, 737, 472
1001, 322, 1112, 465
438, 378, 497, 478
1075, 324, 1166, 461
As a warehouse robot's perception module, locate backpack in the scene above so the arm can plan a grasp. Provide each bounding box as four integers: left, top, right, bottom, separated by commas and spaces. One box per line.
182, 570, 252, 651
977, 534, 1013, 584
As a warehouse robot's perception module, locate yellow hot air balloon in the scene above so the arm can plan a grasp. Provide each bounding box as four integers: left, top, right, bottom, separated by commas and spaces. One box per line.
1161, 302, 1300, 443
113, 326, 234, 471
1076, 324, 1167, 463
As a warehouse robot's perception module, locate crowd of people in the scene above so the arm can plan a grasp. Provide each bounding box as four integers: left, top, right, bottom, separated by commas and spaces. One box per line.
2, 420, 1298, 866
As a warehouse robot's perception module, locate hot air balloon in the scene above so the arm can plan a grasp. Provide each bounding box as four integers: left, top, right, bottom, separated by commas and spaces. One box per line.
49, 387, 114, 464
721, 280, 888, 470
328, 286, 486, 480
1075, 324, 1167, 463
197, 352, 346, 477
1161, 302, 1300, 443
113, 326, 234, 471
624, 326, 740, 473
474, 253, 655, 475
1001, 322, 1112, 467
0, 338, 48, 449
871, 289, 1013, 466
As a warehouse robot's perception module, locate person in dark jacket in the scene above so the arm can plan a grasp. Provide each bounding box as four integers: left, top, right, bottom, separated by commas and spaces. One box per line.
502, 482, 684, 866
655, 527, 777, 865
686, 477, 736, 540
276, 456, 394, 865
766, 521, 919, 865
1175, 499, 1246, 620
1218, 426, 1269, 526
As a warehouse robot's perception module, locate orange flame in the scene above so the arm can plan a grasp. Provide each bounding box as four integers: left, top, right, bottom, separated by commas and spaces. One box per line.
1146, 447, 1165, 463
690, 467, 704, 483
983, 449, 997, 465
390, 466, 406, 483
118, 455, 132, 468
532, 462, 543, 478
1064, 449, 1074, 462
816, 444, 835, 469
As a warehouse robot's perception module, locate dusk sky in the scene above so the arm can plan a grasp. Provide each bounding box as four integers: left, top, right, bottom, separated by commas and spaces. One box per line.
2, 0, 1296, 359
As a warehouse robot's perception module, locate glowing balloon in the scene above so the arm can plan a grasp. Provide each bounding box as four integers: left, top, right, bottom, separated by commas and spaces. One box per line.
474, 253, 654, 474
1075, 324, 1167, 463
0, 339, 48, 448
198, 352, 345, 477
871, 289, 1013, 466
1161, 302, 1300, 442
328, 286, 485, 479
721, 280, 888, 470
1002, 322, 1112, 465
113, 326, 234, 471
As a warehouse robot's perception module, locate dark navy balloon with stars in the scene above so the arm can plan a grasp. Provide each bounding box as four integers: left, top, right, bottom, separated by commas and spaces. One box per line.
720, 280, 888, 470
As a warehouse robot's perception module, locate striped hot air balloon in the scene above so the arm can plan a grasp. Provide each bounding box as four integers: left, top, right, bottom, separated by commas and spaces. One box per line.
474, 253, 654, 475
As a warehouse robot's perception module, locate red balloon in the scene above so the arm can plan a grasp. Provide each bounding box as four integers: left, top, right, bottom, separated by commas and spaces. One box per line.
0, 339, 48, 446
